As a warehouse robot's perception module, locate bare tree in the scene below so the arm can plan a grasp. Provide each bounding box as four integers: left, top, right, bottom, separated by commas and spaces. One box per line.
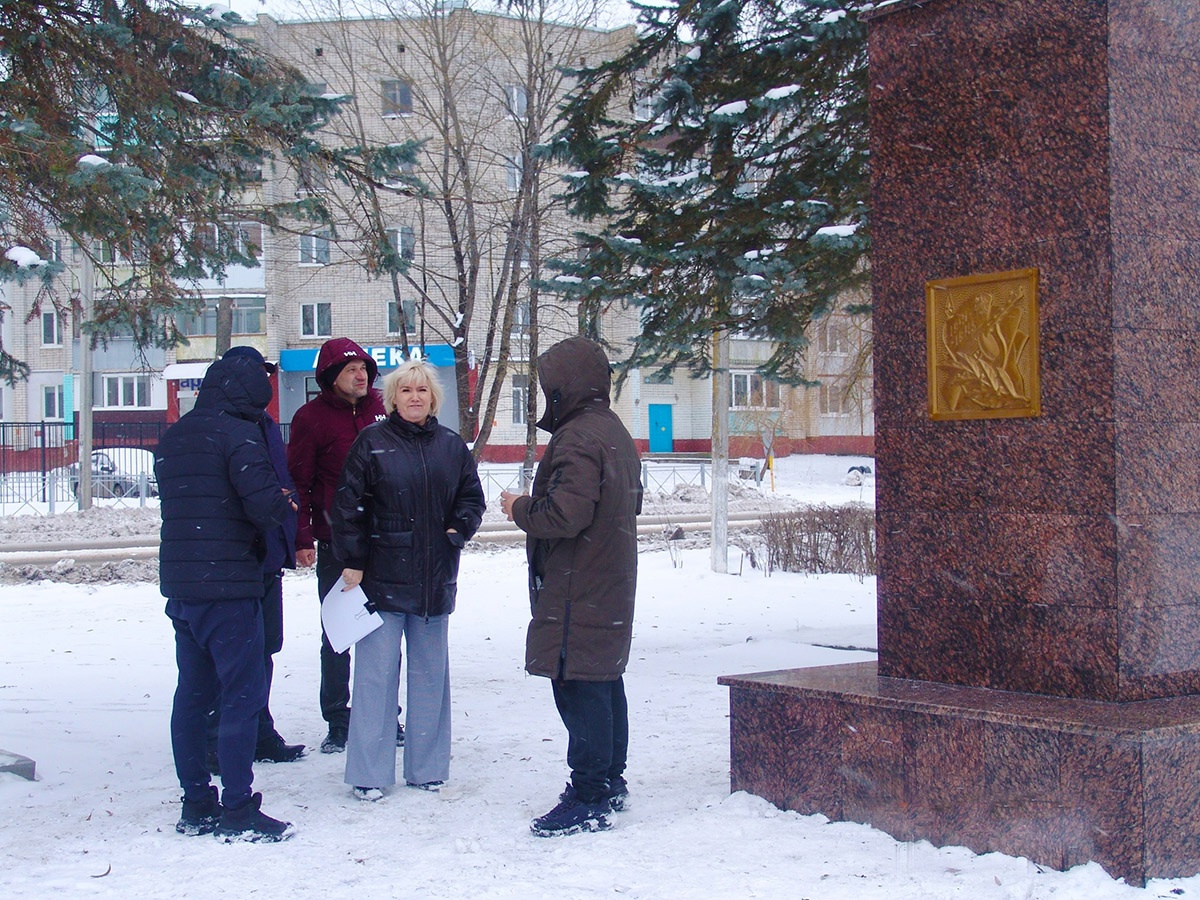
269, 0, 629, 457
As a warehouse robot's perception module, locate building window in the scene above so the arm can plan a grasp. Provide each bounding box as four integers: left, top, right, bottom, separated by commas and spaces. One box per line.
301, 301, 332, 338
731, 371, 781, 410
633, 78, 660, 123
100, 374, 151, 409
304, 375, 321, 403
819, 382, 850, 416
181, 297, 266, 336
92, 85, 117, 151
296, 161, 329, 195
505, 153, 523, 192
299, 231, 331, 266
95, 240, 117, 264
511, 373, 529, 425
387, 226, 415, 262
504, 84, 528, 119
235, 222, 263, 259
43, 384, 65, 420
41, 311, 62, 347
387, 298, 417, 336
381, 79, 413, 116
514, 240, 531, 269
512, 300, 530, 333
819, 318, 849, 355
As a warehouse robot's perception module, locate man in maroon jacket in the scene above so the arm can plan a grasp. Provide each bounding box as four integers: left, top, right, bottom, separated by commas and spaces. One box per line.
286, 338, 387, 753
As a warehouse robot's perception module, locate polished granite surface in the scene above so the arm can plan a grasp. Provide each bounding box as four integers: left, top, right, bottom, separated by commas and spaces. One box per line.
723, 0, 1200, 884
868, 0, 1200, 703
721, 663, 1200, 884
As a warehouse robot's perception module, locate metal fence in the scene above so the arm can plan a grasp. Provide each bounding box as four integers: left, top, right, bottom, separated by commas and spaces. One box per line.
0, 421, 166, 474
0, 445, 735, 517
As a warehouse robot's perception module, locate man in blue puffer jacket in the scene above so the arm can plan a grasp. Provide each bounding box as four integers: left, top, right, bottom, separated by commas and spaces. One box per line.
156, 353, 296, 842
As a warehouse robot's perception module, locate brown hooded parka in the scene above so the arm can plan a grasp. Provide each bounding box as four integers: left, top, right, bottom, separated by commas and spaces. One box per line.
512, 337, 643, 681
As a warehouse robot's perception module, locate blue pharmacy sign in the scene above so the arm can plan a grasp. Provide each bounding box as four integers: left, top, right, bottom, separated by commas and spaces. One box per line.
278, 344, 456, 372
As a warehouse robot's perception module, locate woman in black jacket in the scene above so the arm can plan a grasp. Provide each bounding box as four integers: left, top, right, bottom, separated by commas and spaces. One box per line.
331, 359, 485, 799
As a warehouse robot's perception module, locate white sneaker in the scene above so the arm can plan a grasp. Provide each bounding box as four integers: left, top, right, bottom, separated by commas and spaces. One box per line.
353, 786, 384, 802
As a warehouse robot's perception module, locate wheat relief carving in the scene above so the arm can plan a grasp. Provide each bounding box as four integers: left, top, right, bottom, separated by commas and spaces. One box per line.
926, 268, 1041, 420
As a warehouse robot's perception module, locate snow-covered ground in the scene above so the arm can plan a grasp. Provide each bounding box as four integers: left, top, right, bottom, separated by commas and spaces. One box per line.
0, 456, 1172, 898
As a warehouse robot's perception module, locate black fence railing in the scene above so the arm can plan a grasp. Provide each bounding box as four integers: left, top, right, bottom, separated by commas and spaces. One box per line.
0, 421, 168, 476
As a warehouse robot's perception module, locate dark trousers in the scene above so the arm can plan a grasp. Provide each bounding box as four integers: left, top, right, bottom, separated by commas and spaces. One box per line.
257, 571, 284, 742
317, 541, 351, 730
168, 597, 266, 810
206, 571, 284, 749
551, 676, 629, 803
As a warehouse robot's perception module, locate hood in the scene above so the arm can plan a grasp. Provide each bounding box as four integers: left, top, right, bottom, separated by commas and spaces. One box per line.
535, 336, 611, 433
223, 344, 277, 374
315, 337, 378, 390
195, 355, 272, 421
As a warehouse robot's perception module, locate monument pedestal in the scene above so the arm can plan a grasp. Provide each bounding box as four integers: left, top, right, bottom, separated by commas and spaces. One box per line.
721, 0, 1200, 886
721, 663, 1200, 884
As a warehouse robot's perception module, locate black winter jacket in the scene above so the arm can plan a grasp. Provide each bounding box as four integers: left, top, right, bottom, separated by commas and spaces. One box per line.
156, 355, 293, 602
331, 412, 485, 616
512, 337, 643, 681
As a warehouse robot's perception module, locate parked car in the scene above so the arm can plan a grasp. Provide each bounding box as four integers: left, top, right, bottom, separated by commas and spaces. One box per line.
69, 448, 158, 499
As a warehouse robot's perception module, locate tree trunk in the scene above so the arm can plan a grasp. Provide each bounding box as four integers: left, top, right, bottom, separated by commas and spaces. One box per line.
214, 297, 233, 357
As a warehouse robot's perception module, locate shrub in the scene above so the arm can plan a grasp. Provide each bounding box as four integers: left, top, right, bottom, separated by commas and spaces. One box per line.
761, 504, 875, 577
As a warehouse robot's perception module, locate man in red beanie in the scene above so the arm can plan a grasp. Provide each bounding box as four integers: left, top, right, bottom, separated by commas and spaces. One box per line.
286, 338, 386, 753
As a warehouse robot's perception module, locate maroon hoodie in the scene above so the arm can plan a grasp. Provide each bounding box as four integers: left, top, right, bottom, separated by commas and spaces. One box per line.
286, 338, 386, 550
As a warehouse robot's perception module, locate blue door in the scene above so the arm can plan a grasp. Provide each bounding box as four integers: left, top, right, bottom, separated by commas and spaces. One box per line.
648, 404, 674, 453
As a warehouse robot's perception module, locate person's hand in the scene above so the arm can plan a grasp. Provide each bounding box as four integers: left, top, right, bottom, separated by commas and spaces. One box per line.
499, 490, 524, 522
282, 488, 298, 512
296, 548, 316, 567
341, 568, 364, 590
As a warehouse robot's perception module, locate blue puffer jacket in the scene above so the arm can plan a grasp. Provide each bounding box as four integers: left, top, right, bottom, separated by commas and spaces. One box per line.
156, 355, 293, 602
331, 412, 485, 616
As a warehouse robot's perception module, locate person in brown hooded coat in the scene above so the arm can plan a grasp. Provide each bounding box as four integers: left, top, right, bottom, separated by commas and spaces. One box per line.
501, 336, 642, 836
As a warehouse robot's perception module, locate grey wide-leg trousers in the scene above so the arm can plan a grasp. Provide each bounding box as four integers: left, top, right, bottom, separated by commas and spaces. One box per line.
344, 611, 451, 789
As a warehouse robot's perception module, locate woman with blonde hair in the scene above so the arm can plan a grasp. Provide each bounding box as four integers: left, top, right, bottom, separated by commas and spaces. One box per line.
331, 358, 485, 798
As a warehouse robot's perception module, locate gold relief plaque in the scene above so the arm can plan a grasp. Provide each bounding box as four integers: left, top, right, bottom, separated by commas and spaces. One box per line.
926, 268, 1040, 420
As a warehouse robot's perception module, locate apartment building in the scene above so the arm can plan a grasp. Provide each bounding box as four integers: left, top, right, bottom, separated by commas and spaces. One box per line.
1, 7, 872, 460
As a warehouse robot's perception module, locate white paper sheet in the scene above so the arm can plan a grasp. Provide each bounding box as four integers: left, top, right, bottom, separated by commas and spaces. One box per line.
320, 577, 384, 653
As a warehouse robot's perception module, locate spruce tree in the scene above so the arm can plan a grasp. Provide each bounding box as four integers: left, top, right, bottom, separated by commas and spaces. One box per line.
545, 0, 870, 384
0, 0, 417, 383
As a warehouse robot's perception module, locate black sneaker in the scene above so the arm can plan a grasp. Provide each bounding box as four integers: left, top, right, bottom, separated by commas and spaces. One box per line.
320, 725, 348, 754
396, 721, 405, 747
213, 792, 294, 843
255, 733, 306, 763
607, 775, 629, 812
530, 783, 613, 837
176, 785, 221, 836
